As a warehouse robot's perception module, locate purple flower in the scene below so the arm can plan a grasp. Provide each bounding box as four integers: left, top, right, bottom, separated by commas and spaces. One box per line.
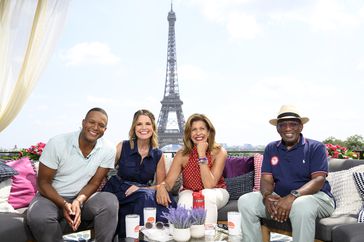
162, 205, 193, 229
190, 208, 206, 225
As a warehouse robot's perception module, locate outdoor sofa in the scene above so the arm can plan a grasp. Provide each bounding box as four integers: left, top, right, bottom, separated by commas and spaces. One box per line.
218, 156, 364, 242
2, 155, 364, 242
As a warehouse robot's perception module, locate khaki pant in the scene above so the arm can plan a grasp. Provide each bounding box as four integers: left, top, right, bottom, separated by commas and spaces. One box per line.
238, 191, 335, 242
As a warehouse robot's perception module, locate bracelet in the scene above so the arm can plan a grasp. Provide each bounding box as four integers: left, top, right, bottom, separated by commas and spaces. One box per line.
159, 181, 169, 191
198, 157, 208, 164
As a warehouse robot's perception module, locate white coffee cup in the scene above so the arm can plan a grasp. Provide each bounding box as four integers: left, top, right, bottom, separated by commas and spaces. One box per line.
125, 214, 140, 238
143, 207, 157, 225
227, 211, 241, 236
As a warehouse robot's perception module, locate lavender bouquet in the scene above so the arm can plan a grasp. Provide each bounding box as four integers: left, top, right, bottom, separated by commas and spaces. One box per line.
190, 207, 207, 225
162, 206, 193, 229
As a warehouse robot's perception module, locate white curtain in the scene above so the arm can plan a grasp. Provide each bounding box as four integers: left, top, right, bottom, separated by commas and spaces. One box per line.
0, 0, 70, 132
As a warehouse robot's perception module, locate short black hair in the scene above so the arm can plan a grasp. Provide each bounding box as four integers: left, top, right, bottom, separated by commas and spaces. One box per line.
85, 107, 108, 119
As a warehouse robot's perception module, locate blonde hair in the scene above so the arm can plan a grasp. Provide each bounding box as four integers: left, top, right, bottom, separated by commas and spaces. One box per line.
129, 109, 158, 149
182, 113, 220, 155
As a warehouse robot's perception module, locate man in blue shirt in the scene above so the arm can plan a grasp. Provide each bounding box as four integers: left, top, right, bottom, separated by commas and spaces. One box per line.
238, 104, 335, 242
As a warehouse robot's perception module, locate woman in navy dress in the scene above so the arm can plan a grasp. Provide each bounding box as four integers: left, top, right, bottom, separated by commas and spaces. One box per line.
102, 109, 176, 238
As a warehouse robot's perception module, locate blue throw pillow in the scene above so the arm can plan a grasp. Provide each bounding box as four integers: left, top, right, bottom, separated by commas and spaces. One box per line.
0, 160, 18, 182
225, 171, 254, 200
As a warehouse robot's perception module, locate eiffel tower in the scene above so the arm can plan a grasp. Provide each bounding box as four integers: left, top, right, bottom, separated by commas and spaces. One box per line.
157, 4, 185, 149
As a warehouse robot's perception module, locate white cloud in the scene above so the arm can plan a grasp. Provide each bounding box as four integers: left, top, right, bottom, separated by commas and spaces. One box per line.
185, 0, 261, 40
87, 96, 120, 105
309, 0, 358, 31
179, 64, 209, 82
193, 0, 225, 24
269, 0, 361, 31
61, 42, 120, 66
357, 60, 364, 71
360, 7, 364, 18
190, 0, 362, 35
226, 12, 261, 40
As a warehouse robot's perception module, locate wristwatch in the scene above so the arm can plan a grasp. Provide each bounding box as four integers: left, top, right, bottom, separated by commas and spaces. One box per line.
290, 190, 301, 198
198, 157, 208, 164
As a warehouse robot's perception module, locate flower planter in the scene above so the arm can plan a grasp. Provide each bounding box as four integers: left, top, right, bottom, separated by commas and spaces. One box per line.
173, 227, 191, 241
191, 224, 205, 238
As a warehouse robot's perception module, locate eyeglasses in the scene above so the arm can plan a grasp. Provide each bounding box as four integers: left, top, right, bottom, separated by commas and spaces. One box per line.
277, 121, 301, 130
144, 221, 165, 230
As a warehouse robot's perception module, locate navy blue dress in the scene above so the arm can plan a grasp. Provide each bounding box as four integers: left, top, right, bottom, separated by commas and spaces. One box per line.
102, 140, 176, 238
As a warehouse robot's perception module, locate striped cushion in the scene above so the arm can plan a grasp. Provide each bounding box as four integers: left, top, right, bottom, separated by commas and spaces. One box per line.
253, 154, 263, 191
353, 172, 364, 198
358, 207, 364, 223
353, 172, 364, 223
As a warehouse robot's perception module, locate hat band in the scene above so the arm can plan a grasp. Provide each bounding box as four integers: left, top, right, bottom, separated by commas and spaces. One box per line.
277, 112, 300, 119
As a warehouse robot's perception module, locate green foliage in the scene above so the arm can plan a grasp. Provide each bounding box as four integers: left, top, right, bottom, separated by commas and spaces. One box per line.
323, 136, 345, 146
345, 135, 364, 150
323, 135, 364, 151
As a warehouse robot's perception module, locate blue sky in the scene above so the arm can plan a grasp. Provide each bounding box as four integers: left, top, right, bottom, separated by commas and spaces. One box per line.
1, 0, 364, 149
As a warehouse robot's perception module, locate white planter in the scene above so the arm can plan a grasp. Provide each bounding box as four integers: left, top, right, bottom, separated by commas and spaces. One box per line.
191, 224, 205, 238
173, 227, 191, 241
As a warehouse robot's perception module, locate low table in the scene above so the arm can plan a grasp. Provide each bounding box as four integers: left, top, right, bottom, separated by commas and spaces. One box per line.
121, 225, 242, 242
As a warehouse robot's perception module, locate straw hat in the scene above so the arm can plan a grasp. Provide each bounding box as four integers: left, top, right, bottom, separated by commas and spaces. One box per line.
269, 104, 309, 126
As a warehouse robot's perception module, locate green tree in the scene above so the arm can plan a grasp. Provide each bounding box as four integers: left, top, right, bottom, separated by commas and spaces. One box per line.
344, 135, 364, 150
322, 136, 345, 146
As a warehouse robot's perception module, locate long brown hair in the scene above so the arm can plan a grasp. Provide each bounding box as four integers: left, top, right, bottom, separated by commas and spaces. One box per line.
129, 109, 158, 149
182, 113, 220, 155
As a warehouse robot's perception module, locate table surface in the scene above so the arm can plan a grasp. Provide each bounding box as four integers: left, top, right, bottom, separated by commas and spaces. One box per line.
122, 225, 242, 242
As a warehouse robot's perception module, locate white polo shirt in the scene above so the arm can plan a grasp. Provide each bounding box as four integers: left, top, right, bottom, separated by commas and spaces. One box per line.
39, 131, 115, 197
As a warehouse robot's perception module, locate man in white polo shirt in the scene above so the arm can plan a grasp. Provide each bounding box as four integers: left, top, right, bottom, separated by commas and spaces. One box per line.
27, 107, 118, 242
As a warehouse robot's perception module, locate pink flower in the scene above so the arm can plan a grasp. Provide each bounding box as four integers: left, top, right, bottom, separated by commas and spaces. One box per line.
21, 142, 46, 160
326, 143, 357, 159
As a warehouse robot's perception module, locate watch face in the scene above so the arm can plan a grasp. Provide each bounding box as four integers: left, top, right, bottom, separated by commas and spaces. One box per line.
291, 190, 300, 197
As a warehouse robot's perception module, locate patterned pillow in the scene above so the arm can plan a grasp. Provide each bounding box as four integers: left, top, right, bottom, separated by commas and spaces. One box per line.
225, 171, 254, 200
6, 157, 37, 209
353, 172, 364, 198
353, 172, 364, 223
358, 209, 364, 223
253, 153, 263, 191
0, 161, 18, 182
327, 165, 364, 216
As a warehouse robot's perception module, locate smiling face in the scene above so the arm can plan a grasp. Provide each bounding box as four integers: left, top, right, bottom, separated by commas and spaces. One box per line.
190, 120, 210, 145
134, 114, 154, 141
276, 118, 303, 148
80, 111, 108, 144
